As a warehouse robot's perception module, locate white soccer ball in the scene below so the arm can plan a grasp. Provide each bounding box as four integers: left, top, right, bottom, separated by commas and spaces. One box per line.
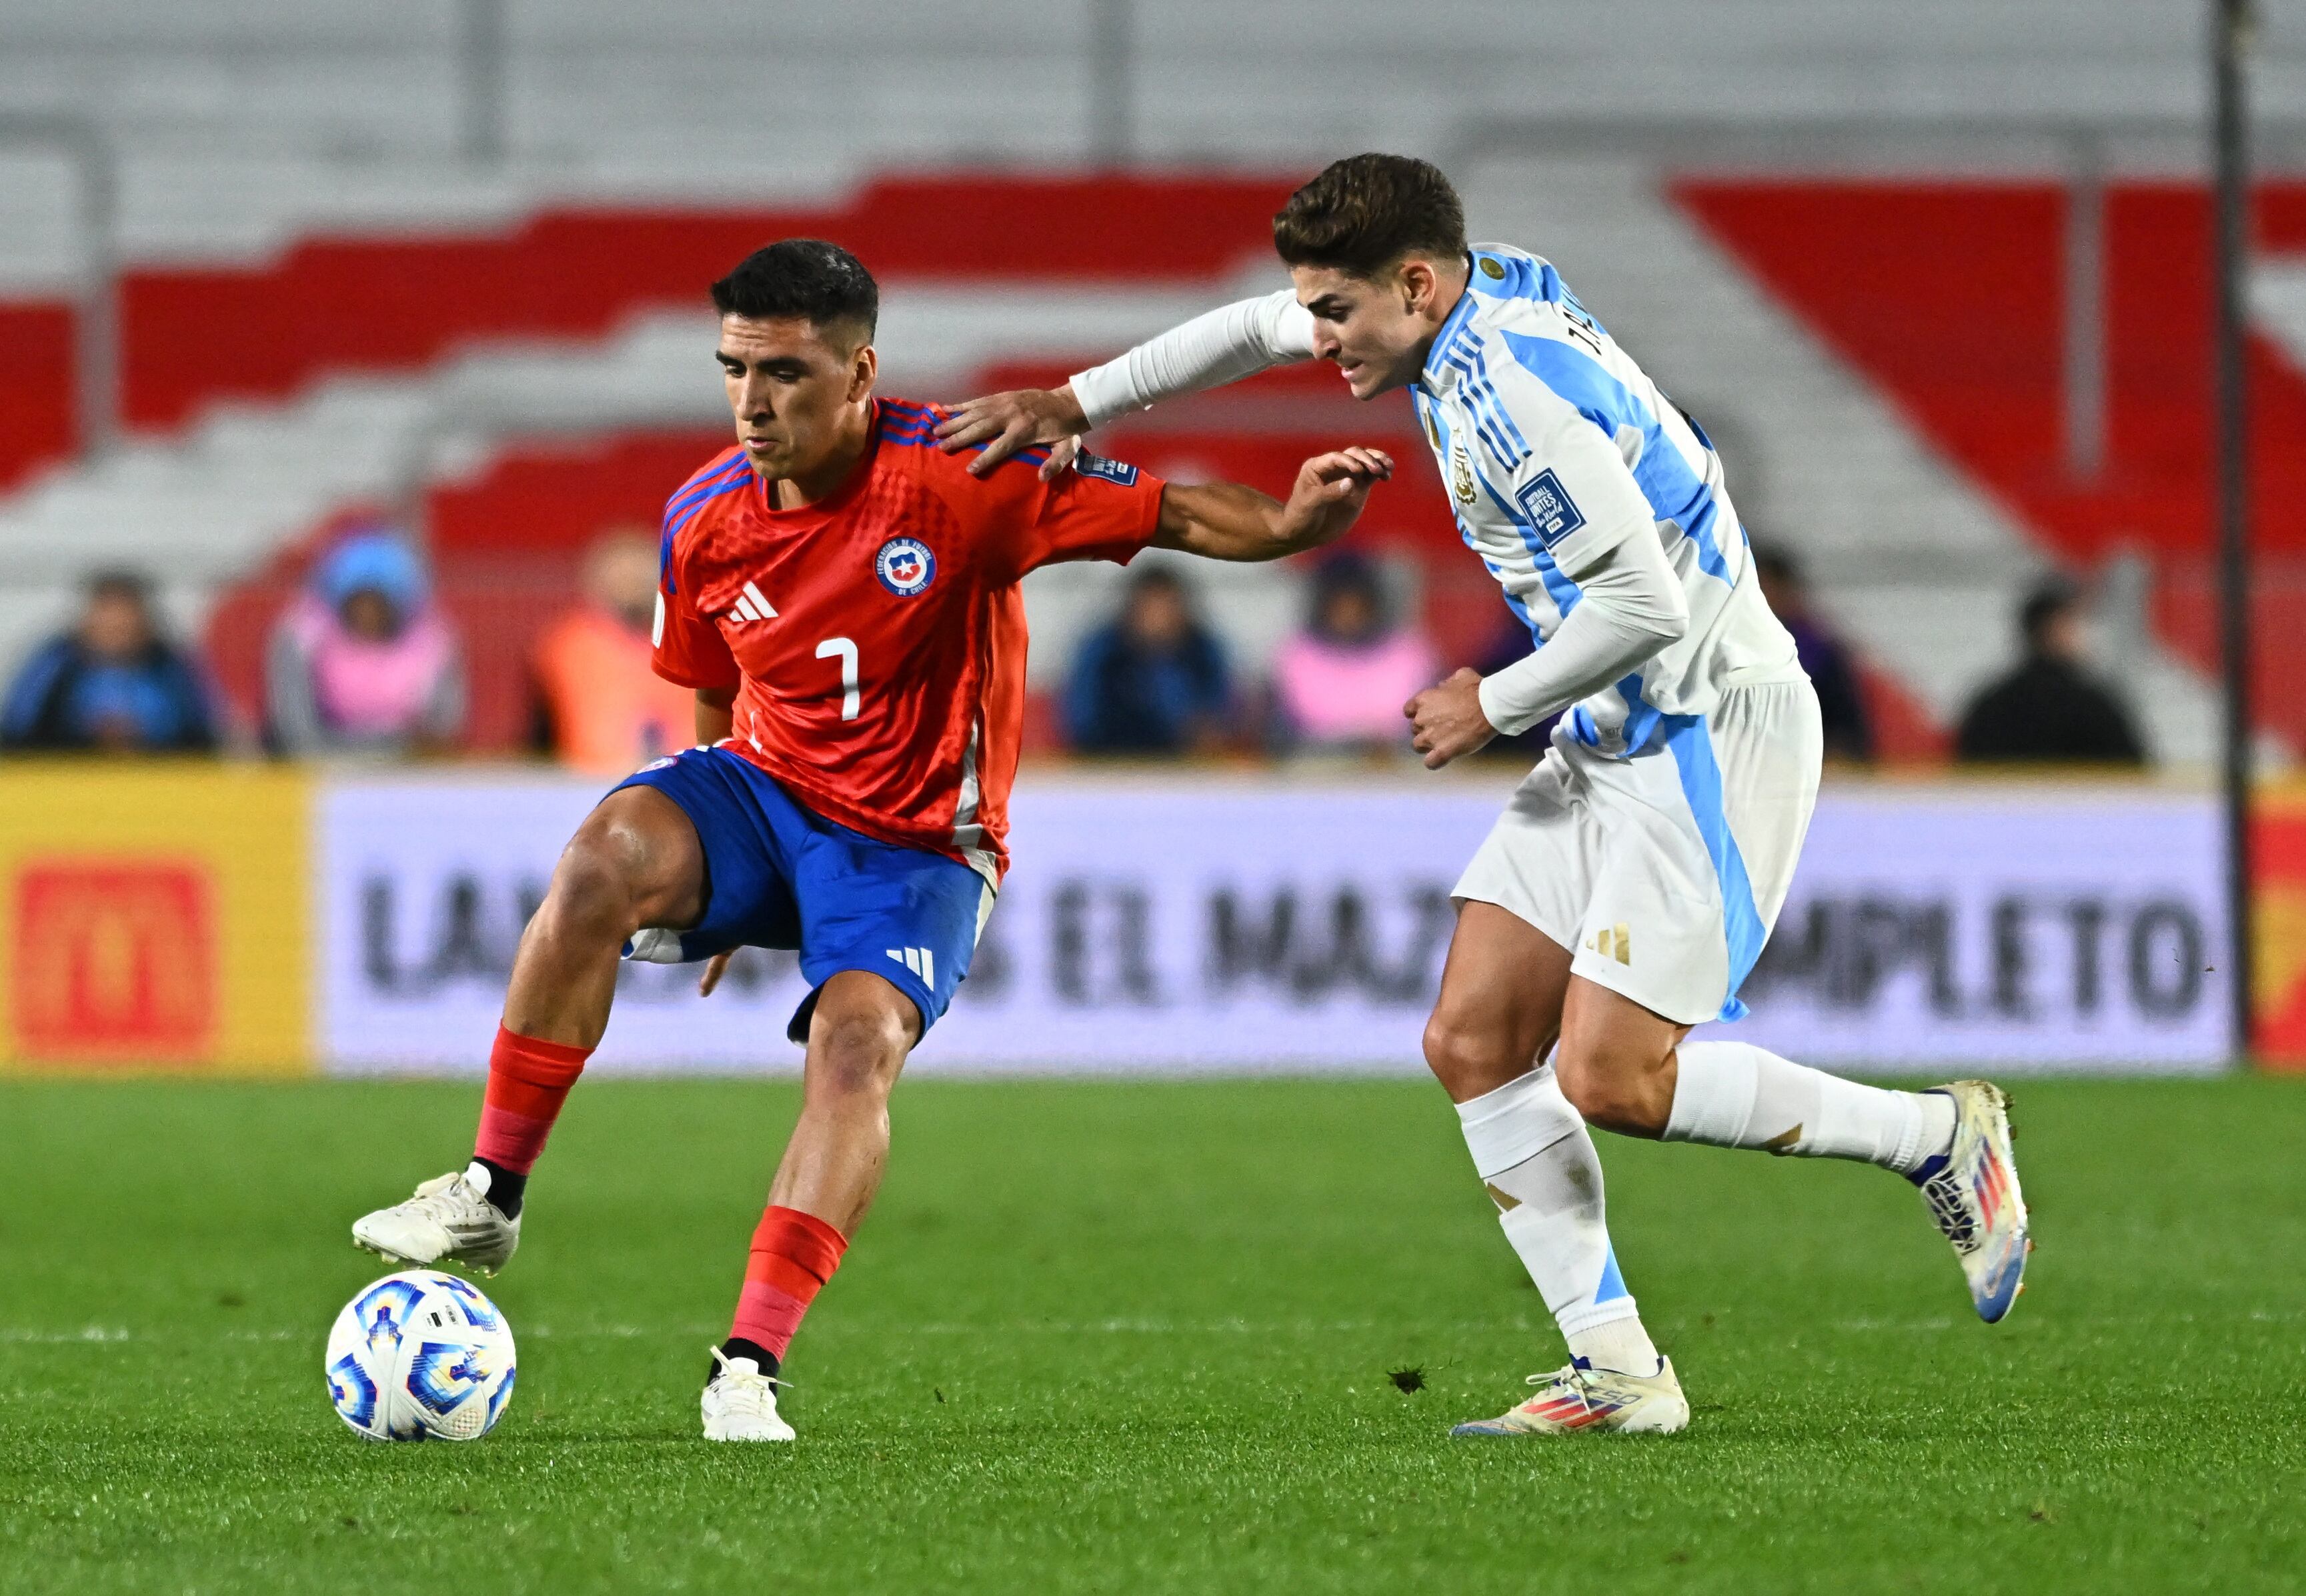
325, 1270, 517, 1442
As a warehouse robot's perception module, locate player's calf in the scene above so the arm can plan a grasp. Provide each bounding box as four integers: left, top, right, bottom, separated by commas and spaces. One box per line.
700, 971, 915, 1437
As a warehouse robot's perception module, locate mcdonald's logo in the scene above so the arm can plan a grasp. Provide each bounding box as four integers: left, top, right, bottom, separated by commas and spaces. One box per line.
11, 859, 216, 1061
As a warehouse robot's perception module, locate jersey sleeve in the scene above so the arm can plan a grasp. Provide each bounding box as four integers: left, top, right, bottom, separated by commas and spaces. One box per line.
1488, 337, 1660, 584
948, 449, 1167, 582
1068, 289, 1317, 429
652, 538, 740, 691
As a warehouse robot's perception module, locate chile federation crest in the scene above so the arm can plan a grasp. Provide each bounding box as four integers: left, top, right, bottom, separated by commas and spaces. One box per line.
875, 537, 936, 596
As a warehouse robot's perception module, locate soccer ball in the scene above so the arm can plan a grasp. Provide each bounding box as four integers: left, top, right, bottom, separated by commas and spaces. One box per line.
325, 1270, 517, 1442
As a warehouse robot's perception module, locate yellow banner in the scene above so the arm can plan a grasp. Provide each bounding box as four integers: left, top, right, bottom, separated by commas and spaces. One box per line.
0, 763, 310, 1073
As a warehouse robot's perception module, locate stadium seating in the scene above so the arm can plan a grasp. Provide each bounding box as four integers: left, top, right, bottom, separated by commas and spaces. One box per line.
1678, 178, 2306, 753
0, 0, 2283, 759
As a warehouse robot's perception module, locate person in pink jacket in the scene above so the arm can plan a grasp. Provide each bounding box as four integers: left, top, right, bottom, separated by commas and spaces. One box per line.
267, 529, 466, 757
1270, 551, 1436, 755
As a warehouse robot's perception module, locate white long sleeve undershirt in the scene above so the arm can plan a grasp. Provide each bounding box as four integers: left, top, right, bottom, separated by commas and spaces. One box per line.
1476, 525, 1690, 737
1069, 290, 1316, 428
1070, 289, 1688, 741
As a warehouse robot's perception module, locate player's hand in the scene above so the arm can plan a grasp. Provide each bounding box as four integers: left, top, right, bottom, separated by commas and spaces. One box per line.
698, 951, 733, 997
1276, 447, 1394, 549
935, 386, 1090, 479
1405, 667, 1498, 769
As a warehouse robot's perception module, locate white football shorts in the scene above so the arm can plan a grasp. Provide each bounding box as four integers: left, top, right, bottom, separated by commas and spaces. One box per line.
1453, 679, 1823, 1026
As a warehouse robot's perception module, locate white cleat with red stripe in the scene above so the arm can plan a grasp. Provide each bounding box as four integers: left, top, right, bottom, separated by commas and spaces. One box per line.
1450, 1356, 1689, 1437
1918, 1079, 2031, 1323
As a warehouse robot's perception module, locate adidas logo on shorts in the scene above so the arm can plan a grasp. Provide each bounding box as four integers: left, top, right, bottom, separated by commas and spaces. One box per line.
1586, 923, 1632, 965
886, 946, 936, 984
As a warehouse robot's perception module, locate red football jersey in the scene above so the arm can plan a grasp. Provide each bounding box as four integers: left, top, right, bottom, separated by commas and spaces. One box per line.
653, 398, 1164, 880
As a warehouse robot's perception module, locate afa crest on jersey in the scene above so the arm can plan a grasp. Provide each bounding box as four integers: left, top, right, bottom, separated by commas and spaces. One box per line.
875, 537, 936, 596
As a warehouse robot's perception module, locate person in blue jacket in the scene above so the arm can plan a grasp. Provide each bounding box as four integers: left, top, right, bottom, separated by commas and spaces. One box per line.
1, 571, 217, 753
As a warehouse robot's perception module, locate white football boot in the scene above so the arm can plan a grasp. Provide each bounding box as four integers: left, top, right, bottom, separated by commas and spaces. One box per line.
1450, 1356, 1690, 1437
702, 1347, 796, 1442
351, 1163, 521, 1276
1917, 1081, 2031, 1323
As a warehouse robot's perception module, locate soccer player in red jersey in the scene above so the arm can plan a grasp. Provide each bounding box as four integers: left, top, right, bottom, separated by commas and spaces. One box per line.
351, 239, 1394, 1441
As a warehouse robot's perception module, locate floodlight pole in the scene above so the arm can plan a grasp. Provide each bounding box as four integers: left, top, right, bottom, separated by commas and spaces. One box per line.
459, 0, 509, 163
0, 115, 117, 459
1089, 0, 1133, 167
2213, 0, 2255, 1061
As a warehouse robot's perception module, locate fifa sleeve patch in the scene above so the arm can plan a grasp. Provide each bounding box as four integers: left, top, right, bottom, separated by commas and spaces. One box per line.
1073, 451, 1140, 487
1514, 468, 1586, 548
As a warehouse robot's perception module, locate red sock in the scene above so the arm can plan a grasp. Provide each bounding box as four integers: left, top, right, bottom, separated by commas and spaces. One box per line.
472, 1025, 592, 1175
729, 1206, 849, 1360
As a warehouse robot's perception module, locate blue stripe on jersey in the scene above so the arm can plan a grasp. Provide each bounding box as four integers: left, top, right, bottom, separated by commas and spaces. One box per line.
1470, 345, 1531, 461
659, 459, 749, 592
1474, 472, 1581, 621
878, 426, 1051, 465
1664, 712, 1767, 1021
1498, 330, 1734, 587
658, 475, 750, 591
874, 403, 1051, 463
1424, 287, 1480, 385
1466, 249, 1542, 302
1446, 348, 1524, 470
662, 458, 748, 527
1614, 671, 1664, 754
667, 453, 748, 506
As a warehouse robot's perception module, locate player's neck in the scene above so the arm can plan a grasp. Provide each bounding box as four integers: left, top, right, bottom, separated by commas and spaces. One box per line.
762, 405, 874, 511
1409, 263, 1473, 377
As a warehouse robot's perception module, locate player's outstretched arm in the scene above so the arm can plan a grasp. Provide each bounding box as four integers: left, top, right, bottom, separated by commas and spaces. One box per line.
1153, 448, 1393, 563
938, 291, 1316, 479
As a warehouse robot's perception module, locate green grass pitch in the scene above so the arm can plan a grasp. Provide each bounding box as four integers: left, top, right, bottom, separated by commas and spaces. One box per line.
1, 1074, 2301, 1594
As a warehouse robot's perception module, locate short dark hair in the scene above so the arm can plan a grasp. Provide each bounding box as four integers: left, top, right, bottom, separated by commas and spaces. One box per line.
1272, 153, 1468, 279
85, 568, 151, 605
710, 239, 879, 345
2021, 577, 2079, 648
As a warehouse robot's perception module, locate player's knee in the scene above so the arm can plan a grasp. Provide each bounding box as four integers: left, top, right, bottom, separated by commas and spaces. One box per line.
1422, 1011, 1516, 1099
543, 831, 644, 944
1553, 1046, 1665, 1136
808, 1004, 909, 1101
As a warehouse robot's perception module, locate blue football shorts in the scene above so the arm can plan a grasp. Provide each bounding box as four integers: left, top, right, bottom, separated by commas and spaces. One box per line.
610, 745, 991, 1042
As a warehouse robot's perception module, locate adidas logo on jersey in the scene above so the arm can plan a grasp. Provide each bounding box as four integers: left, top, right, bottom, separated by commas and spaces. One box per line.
730, 581, 777, 624
1586, 923, 1632, 965
886, 946, 936, 985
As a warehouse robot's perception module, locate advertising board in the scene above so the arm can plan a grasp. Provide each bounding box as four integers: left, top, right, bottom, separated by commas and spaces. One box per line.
0, 765, 311, 1071
319, 775, 2232, 1075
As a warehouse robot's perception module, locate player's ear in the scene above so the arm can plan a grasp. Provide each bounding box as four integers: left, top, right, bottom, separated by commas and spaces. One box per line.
1398, 257, 1434, 316
846, 341, 878, 403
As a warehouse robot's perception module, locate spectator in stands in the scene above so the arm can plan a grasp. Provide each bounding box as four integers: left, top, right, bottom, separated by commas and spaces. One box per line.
1956, 578, 2147, 765
1064, 565, 1232, 755
0, 571, 217, 754
1753, 545, 1875, 763
1270, 551, 1437, 755
268, 528, 466, 758
532, 527, 698, 775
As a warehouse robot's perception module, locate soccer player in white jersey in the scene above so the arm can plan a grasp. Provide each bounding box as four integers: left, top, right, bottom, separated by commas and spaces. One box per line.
938, 154, 2031, 1437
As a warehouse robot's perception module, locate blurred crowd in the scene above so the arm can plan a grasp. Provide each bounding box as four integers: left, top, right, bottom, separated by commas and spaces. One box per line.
0, 525, 2147, 772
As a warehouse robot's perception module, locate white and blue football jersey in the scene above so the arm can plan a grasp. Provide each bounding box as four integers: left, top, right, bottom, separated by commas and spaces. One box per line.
1410, 243, 1800, 755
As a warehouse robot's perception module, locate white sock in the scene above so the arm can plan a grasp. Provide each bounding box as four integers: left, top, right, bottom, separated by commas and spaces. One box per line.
1456, 1068, 1661, 1374
1666, 1039, 1957, 1175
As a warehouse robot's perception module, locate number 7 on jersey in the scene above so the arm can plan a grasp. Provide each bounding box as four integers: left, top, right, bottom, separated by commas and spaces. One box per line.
815, 637, 860, 721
